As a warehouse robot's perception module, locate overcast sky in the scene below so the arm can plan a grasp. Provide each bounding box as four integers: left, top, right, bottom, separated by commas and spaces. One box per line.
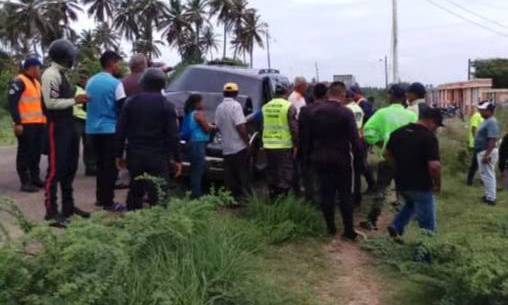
79, 0, 508, 87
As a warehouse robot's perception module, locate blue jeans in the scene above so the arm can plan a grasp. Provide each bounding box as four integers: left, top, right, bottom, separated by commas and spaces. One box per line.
392, 191, 437, 235
189, 141, 207, 198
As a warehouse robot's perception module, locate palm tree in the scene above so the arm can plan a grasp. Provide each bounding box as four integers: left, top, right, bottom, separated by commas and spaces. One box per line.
81, 0, 117, 23
184, 0, 209, 47
113, 0, 140, 43
233, 8, 265, 68
3, 0, 51, 54
41, 0, 82, 49
93, 22, 119, 51
200, 26, 219, 60
78, 29, 100, 59
209, 0, 233, 59
160, 0, 192, 59
229, 0, 248, 59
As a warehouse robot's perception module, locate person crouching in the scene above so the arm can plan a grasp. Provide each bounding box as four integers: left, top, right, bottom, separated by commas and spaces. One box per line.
115, 68, 182, 211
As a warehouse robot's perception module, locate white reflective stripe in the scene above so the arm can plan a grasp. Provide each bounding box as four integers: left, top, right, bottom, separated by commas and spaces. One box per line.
263, 125, 290, 131
20, 112, 45, 119
20, 96, 42, 104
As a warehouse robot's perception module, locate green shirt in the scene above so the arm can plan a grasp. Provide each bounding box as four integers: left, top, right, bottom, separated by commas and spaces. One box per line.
364, 104, 418, 152
73, 85, 86, 120
469, 112, 484, 149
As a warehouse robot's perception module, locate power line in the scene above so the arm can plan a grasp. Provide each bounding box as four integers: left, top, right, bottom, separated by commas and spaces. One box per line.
424, 0, 508, 38
444, 0, 508, 29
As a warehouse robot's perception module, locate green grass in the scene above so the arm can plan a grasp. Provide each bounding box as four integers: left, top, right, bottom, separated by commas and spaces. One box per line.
0, 109, 15, 146
365, 115, 508, 305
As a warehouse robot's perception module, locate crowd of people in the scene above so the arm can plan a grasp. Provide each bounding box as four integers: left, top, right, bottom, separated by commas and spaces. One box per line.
7, 38, 501, 241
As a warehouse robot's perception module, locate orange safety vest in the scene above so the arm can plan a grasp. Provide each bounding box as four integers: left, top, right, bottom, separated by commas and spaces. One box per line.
17, 74, 46, 124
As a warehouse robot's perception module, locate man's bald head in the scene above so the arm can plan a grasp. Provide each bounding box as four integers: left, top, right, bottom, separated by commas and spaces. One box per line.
129, 54, 148, 73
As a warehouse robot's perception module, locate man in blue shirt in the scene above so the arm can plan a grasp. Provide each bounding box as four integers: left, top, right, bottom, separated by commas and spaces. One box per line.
86, 51, 127, 211
475, 100, 501, 205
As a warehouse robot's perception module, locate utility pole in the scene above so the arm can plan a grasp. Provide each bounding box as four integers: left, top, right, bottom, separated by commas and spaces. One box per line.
384, 55, 389, 88
315, 62, 320, 82
468, 58, 472, 80
266, 28, 271, 69
391, 0, 400, 83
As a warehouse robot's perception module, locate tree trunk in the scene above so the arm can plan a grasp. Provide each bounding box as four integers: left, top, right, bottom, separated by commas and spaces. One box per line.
250, 48, 253, 68
223, 25, 227, 59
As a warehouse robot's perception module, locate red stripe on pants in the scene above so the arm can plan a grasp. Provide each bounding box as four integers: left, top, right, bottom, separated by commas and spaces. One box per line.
44, 122, 57, 210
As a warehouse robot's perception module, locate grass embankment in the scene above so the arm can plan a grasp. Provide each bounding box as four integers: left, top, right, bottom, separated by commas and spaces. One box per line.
366, 114, 508, 305
0, 109, 15, 146
0, 193, 329, 305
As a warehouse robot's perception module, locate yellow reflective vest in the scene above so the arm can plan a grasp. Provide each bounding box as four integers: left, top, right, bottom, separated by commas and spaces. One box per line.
262, 98, 293, 149
73, 86, 87, 120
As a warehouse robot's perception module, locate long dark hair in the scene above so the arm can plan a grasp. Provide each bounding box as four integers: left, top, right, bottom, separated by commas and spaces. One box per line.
184, 94, 203, 115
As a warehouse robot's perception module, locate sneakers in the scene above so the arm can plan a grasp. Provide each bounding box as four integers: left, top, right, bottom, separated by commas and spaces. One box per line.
103, 203, 127, 212
72, 207, 91, 218
20, 183, 39, 193
482, 196, 496, 206
359, 220, 378, 231
388, 226, 404, 244
44, 213, 69, 229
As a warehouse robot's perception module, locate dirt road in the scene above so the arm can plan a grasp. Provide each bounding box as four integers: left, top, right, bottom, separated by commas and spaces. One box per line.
0, 145, 128, 223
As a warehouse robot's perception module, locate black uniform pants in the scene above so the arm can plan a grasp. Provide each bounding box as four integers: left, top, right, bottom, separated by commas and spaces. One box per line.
223, 149, 251, 200
16, 124, 45, 186
126, 151, 170, 211
44, 119, 79, 218
90, 134, 118, 207
74, 118, 96, 173
317, 166, 355, 236
467, 150, 479, 185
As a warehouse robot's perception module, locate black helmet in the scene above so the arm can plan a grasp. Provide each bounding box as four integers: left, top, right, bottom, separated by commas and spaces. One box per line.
274, 83, 289, 96
48, 39, 78, 69
139, 68, 166, 92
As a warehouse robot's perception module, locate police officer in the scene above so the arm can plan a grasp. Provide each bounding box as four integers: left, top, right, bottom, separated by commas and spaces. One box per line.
116, 68, 182, 211
262, 84, 299, 199
8, 58, 46, 192
41, 39, 90, 225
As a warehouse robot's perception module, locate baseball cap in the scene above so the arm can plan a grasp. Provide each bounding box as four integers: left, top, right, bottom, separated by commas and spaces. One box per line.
22, 58, 42, 70
407, 82, 427, 98
224, 82, 239, 92
477, 100, 496, 111
421, 107, 445, 127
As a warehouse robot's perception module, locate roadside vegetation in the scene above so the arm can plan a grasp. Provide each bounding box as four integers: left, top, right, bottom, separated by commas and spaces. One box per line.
366, 110, 508, 305
0, 193, 326, 305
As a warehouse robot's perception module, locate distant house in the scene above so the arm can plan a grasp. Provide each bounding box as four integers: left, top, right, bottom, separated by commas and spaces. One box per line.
427, 79, 508, 115
333, 74, 357, 88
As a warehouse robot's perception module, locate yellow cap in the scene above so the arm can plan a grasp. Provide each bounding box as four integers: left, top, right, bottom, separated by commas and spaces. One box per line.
224, 82, 239, 92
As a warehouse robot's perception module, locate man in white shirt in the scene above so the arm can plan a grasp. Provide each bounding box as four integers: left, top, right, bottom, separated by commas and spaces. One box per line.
215, 83, 251, 200
288, 77, 308, 118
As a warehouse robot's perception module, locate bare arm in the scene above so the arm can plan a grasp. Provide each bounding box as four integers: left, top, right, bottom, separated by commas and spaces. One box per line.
428, 160, 442, 193
236, 123, 250, 146
195, 111, 213, 133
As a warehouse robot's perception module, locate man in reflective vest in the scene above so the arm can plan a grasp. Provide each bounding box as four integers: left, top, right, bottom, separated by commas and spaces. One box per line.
8, 58, 46, 192
262, 84, 298, 199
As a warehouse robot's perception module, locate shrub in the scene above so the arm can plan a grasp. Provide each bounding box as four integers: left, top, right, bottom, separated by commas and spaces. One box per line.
0, 194, 312, 305
242, 195, 325, 244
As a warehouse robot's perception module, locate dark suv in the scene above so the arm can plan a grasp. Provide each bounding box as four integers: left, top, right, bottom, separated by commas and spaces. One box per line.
164, 64, 290, 179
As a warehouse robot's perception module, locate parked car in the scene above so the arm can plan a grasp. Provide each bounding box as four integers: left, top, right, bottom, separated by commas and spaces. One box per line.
164, 64, 290, 179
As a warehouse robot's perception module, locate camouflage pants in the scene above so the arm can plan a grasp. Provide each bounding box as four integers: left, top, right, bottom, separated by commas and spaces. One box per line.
367, 160, 395, 225
265, 149, 294, 197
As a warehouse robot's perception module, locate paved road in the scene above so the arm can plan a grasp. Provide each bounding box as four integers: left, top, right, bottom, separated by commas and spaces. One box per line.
0, 145, 128, 224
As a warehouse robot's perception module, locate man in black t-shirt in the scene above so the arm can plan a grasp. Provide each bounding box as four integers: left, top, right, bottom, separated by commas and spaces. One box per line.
385, 108, 443, 241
